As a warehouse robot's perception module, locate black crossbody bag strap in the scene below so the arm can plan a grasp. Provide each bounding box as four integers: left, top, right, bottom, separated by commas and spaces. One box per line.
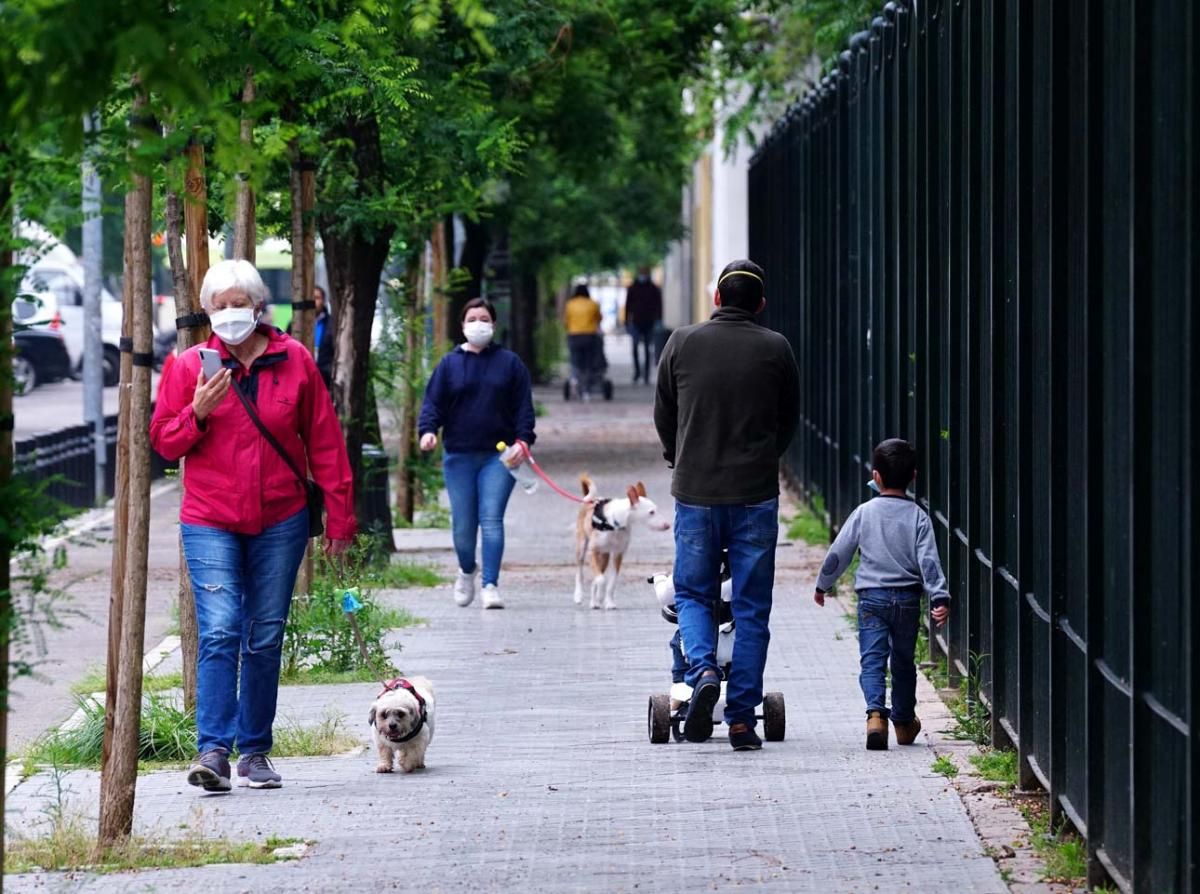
231, 379, 309, 487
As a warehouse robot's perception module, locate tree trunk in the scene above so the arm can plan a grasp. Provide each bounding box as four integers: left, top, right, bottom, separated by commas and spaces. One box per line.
289, 144, 317, 594
510, 266, 539, 376
394, 263, 421, 524
430, 219, 449, 346
165, 137, 209, 714
98, 116, 154, 847
1, 163, 15, 883
453, 217, 488, 341
98, 200, 133, 799
319, 113, 394, 526
233, 68, 256, 263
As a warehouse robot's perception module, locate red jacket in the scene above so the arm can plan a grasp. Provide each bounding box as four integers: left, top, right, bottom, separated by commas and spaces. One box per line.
150, 326, 357, 541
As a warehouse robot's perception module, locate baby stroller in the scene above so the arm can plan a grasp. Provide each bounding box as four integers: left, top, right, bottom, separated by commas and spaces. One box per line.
645, 558, 785, 744
564, 333, 614, 402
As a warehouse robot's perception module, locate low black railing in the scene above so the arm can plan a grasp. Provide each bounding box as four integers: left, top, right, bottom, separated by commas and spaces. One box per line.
750, 2, 1197, 892
14, 410, 175, 512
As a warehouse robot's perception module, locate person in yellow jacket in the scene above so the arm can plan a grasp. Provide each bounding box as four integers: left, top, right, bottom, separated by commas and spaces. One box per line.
564, 284, 604, 399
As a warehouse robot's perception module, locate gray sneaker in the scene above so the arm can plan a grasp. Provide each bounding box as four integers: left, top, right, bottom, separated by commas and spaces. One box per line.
237, 753, 282, 789
186, 748, 232, 792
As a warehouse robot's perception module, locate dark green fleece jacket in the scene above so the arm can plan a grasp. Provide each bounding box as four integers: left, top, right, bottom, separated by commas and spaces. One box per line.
654, 306, 800, 505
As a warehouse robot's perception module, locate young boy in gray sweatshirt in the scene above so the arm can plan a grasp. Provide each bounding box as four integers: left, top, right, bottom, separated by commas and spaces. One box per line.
813, 439, 950, 750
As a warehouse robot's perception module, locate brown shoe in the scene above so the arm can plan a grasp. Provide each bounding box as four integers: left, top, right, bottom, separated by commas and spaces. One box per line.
866, 711, 889, 750
893, 717, 922, 745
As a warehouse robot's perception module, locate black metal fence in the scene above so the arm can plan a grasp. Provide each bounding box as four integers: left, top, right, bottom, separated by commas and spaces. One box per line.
14, 412, 175, 512
749, 1, 1197, 891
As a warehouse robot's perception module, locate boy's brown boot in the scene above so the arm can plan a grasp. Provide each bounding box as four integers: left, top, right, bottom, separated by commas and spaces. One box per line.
866, 711, 889, 750
893, 717, 922, 745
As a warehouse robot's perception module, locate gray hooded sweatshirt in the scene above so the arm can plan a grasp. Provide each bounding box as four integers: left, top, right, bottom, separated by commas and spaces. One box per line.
815, 495, 950, 604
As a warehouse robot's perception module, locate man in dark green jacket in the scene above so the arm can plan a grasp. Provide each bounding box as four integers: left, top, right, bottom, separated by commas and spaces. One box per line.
653, 259, 800, 751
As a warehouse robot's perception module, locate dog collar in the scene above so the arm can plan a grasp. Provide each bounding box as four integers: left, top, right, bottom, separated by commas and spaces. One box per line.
379, 678, 428, 743
591, 498, 621, 531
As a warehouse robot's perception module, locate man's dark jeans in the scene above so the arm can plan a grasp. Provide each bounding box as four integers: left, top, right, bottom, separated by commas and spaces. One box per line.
857, 587, 922, 722
673, 498, 778, 728
629, 322, 656, 383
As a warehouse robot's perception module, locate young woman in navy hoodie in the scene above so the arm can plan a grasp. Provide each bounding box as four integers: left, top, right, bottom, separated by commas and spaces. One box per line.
418, 297, 537, 610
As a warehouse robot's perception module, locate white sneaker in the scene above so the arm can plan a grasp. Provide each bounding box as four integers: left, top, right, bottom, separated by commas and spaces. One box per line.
454, 570, 476, 607
480, 584, 504, 610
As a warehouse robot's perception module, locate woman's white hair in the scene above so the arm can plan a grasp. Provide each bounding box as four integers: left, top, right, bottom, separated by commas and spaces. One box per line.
199, 259, 270, 313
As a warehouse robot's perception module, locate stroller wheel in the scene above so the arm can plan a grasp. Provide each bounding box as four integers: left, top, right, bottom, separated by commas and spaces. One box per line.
602, 380, 614, 401
763, 692, 786, 741
648, 694, 671, 744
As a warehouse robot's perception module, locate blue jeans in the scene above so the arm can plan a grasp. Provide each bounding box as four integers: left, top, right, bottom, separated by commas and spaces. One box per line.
673, 498, 778, 727
629, 322, 655, 382
669, 629, 687, 684
857, 587, 922, 722
443, 451, 516, 586
180, 508, 309, 755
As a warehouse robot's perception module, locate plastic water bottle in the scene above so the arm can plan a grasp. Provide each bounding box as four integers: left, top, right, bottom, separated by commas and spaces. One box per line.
496, 441, 538, 494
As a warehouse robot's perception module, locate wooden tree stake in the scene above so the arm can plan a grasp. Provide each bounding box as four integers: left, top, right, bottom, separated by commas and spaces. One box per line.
98, 103, 154, 846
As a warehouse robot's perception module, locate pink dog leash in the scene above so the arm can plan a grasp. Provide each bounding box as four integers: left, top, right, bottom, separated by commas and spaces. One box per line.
501, 441, 588, 504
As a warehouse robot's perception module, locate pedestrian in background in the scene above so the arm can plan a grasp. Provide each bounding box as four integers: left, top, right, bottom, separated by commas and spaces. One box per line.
418, 297, 537, 611
654, 258, 800, 751
150, 259, 356, 793
287, 284, 334, 388
813, 438, 950, 751
624, 266, 662, 384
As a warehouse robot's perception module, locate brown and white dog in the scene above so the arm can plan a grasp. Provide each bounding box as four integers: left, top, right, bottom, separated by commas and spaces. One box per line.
574, 475, 671, 610
368, 676, 435, 773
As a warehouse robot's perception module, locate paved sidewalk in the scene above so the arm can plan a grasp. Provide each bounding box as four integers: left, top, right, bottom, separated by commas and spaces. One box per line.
6, 346, 1007, 893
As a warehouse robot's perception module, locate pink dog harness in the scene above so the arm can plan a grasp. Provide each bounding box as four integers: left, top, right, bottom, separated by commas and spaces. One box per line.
378, 678, 428, 743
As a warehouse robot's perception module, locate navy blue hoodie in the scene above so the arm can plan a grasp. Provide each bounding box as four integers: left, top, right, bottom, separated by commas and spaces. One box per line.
418, 344, 537, 453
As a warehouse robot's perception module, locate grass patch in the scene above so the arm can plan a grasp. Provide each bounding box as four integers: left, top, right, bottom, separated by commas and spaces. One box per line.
786, 501, 829, 547
1019, 796, 1088, 883
4, 804, 303, 873
272, 713, 361, 757
366, 561, 442, 590
24, 697, 361, 771
71, 668, 183, 696
26, 693, 196, 769
970, 749, 1017, 787
279, 664, 397, 686
931, 755, 959, 778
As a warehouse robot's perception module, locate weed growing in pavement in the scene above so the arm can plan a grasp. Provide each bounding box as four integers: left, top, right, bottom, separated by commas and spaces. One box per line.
931, 755, 959, 778
283, 537, 428, 680
946, 653, 991, 746
786, 499, 829, 547
1018, 795, 1088, 884
272, 712, 361, 757
970, 749, 1018, 788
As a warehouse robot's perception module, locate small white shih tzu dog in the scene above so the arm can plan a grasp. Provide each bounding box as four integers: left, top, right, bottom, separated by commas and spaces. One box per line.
367, 676, 435, 773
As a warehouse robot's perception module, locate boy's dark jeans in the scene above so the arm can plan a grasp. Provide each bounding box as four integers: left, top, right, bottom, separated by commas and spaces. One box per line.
857, 587, 923, 722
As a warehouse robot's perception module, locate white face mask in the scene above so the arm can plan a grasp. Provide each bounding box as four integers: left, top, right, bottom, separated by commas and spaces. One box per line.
463, 320, 494, 348
210, 307, 258, 346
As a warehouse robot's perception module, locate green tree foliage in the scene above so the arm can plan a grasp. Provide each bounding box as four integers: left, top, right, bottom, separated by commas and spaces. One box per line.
701, 0, 880, 151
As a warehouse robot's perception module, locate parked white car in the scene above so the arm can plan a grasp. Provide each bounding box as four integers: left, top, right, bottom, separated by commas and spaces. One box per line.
19, 266, 125, 386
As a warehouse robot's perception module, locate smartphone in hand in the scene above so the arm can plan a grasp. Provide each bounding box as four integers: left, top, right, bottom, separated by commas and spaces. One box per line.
198, 348, 222, 381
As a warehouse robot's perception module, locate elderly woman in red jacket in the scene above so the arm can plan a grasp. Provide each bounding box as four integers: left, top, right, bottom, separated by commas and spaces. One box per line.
150, 259, 355, 794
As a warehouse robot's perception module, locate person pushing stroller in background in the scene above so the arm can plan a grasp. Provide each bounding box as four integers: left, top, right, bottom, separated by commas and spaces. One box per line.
563, 284, 611, 401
